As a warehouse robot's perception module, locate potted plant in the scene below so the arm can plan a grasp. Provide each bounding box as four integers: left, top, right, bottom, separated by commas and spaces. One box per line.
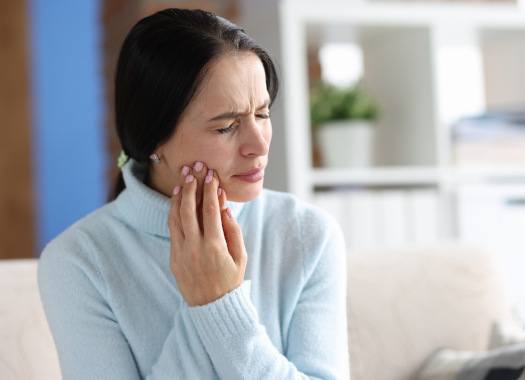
310, 80, 379, 168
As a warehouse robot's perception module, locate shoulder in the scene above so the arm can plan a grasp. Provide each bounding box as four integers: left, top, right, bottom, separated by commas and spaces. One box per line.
37, 205, 121, 324
38, 202, 119, 290
257, 189, 347, 278
258, 188, 341, 236
255, 189, 346, 262
41, 202, 118, 257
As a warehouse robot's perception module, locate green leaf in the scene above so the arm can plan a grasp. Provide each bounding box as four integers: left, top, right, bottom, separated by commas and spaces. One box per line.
309, 81, 379, 127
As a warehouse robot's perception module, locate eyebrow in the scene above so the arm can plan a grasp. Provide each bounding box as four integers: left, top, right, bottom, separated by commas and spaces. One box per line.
207, 98, 271, 122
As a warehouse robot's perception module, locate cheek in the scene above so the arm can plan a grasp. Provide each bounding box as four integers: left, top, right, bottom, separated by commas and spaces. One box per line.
196, 143, 233, 173
265, 121, 273, 144
178, 131, 224, 163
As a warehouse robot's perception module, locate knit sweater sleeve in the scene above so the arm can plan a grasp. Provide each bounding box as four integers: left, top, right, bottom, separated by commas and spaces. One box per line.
37, 230, 219, 380
185, 207, 350, 380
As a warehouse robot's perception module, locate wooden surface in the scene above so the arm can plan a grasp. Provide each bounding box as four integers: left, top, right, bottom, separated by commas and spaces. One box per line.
0, 0, 35, 258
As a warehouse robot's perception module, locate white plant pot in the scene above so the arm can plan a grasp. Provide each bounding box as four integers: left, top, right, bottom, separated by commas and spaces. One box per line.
316, 120, 375, 168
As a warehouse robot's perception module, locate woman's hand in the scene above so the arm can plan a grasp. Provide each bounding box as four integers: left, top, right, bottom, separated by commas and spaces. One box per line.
167, 162, 247, 307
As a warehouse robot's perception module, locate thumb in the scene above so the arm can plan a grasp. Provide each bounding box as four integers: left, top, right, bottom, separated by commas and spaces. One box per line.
221, 207, 246, 266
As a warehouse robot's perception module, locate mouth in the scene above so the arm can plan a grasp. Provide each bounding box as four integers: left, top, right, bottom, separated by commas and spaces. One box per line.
233, 166, 265, 183
234, 166, 264, 177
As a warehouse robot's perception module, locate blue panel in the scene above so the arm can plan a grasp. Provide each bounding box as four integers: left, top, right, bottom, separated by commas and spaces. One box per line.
29, 0, 108, 255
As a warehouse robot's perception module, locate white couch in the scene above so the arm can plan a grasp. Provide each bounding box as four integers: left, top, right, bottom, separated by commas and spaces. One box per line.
0, 259, 60, 380
0, 242, 514, 380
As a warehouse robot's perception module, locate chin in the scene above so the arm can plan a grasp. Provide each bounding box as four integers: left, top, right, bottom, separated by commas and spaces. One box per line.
225, 182, 264, 203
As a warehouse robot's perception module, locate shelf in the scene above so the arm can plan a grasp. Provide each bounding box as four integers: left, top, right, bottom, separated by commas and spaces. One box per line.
280, 0, 525, 200
445, 166, 525, 183
311, 166, 440, 186
310, 166, 525, 188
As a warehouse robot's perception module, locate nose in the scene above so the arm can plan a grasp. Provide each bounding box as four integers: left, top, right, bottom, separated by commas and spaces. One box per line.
239, 115, 270, 158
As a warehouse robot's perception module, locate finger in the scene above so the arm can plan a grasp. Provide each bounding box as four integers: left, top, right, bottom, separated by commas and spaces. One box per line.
180, 169, 200, 240
192, 161, 206, 213
202, 168, 223, 241
220, 206, 247, 267
218, 187, 227, 240
218, 186, 226, 211
219, 187, 228, 238
167, 182, 185, 244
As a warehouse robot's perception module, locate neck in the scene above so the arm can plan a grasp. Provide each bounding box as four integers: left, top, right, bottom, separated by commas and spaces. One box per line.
145, 163, 174, 198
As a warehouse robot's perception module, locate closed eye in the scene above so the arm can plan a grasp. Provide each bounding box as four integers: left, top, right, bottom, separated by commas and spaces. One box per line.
216, 113, 270, 134
217, 124, 237, 134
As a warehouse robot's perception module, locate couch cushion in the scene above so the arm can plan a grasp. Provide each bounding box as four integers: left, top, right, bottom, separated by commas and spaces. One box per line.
0, 259, 61, 379
347, 241, 513, 380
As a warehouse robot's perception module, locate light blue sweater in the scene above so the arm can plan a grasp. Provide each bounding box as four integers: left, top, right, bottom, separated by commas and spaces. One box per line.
38, 158, 350, 380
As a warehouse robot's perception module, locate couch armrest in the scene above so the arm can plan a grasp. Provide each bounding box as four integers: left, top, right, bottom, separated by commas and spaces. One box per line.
0, 259, 61, 379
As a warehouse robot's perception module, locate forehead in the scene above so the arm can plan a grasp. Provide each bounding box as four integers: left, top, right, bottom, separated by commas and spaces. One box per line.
192, 52, 269, 113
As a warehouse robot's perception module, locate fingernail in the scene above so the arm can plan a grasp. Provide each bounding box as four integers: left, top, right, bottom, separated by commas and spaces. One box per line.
205, 169, 213, 183
172, 185, 181, 195
194, 161, 203, 172
226, 207, 233, 218
185, 174, 194, 183
182, 166, 190, 176
217, 187, 222, 196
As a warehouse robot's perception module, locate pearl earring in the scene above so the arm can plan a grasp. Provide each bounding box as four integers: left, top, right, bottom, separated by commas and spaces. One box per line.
149, 153, 161, 163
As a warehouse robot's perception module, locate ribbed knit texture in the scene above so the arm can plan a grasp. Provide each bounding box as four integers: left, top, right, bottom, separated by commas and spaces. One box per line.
38, 158, 350, 380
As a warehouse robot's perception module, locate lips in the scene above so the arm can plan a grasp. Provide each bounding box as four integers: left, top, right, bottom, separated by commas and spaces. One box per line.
234, 166, 264, 177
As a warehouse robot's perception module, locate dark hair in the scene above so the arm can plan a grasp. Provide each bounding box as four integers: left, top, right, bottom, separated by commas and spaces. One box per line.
109, 8, 279, 201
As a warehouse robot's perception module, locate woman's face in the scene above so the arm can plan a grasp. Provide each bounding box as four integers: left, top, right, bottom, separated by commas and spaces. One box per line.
154, 51, 272, 202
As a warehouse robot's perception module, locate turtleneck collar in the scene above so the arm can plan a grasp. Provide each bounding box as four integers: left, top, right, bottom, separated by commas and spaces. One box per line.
114, 158, 246, 239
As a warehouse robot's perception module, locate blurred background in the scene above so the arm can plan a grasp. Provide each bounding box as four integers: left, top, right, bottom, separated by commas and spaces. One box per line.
2, 0, 525, 330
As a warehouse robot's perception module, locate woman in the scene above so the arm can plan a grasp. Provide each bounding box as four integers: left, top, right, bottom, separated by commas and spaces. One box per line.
38, 8, 349, 380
